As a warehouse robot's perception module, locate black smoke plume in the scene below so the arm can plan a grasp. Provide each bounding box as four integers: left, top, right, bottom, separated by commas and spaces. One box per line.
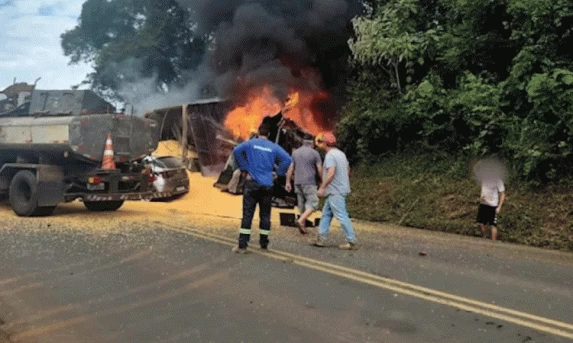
176, 0, 364, 128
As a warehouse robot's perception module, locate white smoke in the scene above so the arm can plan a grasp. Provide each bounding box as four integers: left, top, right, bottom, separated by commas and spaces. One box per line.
117, 74, 201, 116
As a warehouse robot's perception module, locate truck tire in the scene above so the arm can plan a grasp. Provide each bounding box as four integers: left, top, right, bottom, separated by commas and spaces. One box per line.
9, 170, 56, 217
83, 200, 124, 212
33, 206, 57, 216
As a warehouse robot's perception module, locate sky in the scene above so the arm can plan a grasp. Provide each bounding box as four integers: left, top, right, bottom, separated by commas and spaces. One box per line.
0, 0, 92, 92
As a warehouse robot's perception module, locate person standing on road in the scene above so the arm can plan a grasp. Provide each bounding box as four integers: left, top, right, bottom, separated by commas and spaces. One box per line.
232, 123, 292, 253
313, 132, 357, 250
474, 159, 506, 241
285, 137, 323, 234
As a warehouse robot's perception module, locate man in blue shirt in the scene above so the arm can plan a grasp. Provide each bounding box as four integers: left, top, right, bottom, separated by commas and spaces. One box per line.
232, 122, 292, 253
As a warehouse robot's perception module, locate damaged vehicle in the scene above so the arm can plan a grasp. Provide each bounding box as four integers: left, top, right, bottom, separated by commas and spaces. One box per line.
143, 155, 189, 199
145, 99, 316, 209
214, 111, 316, 208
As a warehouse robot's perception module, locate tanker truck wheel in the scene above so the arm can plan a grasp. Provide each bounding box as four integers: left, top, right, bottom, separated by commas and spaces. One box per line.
9, 170, 56, 217
83, 200, 124, 212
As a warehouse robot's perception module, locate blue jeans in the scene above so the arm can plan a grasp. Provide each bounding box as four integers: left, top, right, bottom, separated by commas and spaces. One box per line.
318, 194, 356, 243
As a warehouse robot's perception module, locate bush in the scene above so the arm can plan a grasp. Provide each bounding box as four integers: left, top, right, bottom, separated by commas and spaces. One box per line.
503, 69, 573, 183
337, 68, 422, 164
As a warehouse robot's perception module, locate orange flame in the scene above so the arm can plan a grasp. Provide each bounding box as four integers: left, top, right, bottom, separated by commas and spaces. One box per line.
224, 86, 328, 140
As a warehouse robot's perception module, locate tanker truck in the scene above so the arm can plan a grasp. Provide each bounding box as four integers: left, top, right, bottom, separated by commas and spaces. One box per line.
0, 89, 161, 217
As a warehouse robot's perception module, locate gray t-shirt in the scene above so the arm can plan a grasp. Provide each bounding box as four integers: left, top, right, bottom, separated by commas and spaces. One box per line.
323, 148, 351, 196
292, 145, 322, 185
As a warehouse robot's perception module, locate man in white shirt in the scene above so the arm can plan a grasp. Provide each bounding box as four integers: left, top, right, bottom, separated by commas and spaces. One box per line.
313, 132, 357, 250
476, 177, 506, 241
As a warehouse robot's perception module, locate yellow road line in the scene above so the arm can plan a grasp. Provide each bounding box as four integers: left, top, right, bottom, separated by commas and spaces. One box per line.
162, 224, 573, 340
185, 227, 573, 331
271, 245, 573, 331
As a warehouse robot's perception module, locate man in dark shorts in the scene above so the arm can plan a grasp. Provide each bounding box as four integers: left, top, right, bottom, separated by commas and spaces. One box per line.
476, 177, 506, 241
231, 123, 292, 253
285, 138, 323, 234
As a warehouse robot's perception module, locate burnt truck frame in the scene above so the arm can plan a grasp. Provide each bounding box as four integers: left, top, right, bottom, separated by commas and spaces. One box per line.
0, 89, 167, 217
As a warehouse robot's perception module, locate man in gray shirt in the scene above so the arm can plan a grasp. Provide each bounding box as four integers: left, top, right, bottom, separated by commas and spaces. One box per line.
286, 138, 323, 234
313, 132, 357, 250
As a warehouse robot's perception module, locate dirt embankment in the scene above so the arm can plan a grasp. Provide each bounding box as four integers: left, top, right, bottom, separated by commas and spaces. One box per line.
0, 317, 11, 343
347, 163, 573, 251
0, 331, 10, 343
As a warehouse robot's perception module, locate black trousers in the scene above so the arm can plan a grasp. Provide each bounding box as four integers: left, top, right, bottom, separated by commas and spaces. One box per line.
239, 180, 273, 249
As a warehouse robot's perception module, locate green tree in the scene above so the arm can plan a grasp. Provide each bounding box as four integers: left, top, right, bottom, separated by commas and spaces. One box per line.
61, 0, 206, 99
341, 0, 573, 183
349, 0, 439, 94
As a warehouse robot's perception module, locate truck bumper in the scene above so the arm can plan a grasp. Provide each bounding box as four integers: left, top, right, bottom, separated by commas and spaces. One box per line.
81, 191, 177, 202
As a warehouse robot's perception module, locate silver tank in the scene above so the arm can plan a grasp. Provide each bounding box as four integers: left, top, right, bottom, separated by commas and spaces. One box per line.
0, 114, 158, 164
0, 90, 159, 164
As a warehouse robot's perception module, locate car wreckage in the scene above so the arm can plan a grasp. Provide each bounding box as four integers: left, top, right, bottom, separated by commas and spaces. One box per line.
145, 99, 316, 208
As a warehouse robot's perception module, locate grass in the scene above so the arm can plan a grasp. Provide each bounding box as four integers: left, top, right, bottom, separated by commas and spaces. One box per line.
346, 153, 573, 251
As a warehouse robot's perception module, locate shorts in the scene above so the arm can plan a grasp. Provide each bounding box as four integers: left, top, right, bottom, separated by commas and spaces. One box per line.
476, 204, 497, 226
294, 184, 319, 212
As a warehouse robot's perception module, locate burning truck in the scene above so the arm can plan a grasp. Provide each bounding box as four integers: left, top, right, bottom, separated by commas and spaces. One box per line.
162, 0, 358, 195
145, 92, 320, 208
216, 109, 316, 208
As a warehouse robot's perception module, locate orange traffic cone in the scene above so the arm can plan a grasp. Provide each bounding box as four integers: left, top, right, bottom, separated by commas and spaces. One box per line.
101, 133, 116, 170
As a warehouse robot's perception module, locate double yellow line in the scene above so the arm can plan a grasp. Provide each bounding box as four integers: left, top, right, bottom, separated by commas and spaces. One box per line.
161, 223, 573, 340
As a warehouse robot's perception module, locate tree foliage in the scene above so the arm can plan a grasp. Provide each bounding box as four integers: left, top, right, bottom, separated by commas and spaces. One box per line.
349, 0, 439, 94
61, 0, 206, 98
340, 0, 573, 183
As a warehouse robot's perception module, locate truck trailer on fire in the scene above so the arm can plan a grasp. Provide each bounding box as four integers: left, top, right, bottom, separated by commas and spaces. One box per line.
0, 89, 161, 217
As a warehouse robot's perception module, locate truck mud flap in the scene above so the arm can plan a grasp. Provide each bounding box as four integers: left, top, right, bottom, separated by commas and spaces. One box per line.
83, 192, 174, 202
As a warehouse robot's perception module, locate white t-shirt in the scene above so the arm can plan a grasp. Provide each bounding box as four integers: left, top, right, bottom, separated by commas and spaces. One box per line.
480, 180, 505, 207
322, 148, 351, 196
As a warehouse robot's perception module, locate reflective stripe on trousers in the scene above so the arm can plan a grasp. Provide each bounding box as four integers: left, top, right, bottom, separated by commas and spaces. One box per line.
238, 180, 273, 249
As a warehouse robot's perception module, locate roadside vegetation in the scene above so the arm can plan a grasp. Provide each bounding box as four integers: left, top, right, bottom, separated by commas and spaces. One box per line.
337, 0, 573, 250
346, 151, 573, 251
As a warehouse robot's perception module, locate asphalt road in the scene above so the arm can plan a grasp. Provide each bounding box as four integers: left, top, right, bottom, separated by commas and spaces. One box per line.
1, 211, 573, 342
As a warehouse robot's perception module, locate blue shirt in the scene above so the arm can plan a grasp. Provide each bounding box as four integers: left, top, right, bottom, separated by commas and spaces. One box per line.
233, 138, 292, 187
